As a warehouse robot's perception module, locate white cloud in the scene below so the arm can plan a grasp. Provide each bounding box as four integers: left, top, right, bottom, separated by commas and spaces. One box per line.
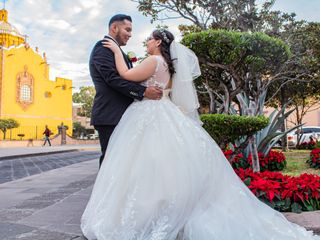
72, 6, 83, 14
79, 0, 102, 9
40, 19, 72, 30
50, 61, 89, 79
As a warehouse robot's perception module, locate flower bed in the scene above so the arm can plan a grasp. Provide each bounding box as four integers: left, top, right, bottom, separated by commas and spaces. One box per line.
235, 168, 320, 213
307, 148, 320, 169
224, 150, 286, 172
296, 139, 316, 150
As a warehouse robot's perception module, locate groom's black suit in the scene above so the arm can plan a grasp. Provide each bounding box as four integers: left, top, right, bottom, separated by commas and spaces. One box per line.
90, 36, 146, 166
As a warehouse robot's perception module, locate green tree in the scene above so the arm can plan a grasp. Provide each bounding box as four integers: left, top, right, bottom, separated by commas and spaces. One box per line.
265, 22, 320, 138
72, 86, 95, 118
73, 122, 86, 138
0, 118, 19, 139
182, 30, 291, 114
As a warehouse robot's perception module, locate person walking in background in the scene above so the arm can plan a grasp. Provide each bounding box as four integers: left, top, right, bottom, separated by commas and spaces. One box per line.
43, 125, 52, 146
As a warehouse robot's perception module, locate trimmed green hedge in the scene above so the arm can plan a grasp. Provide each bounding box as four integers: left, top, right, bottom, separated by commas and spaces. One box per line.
201, 114, 269, 149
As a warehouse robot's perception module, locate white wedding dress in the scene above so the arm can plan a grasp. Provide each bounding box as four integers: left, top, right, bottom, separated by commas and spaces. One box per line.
81, 56, 319, 240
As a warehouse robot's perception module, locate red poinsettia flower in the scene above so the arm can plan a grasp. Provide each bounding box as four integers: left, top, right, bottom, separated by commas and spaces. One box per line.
234, 168, 320, 212
309, 148, 320, 167
225, 150, 286, 172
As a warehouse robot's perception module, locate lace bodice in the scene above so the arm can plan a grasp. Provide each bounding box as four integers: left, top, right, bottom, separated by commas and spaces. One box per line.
141, 55, 171, 90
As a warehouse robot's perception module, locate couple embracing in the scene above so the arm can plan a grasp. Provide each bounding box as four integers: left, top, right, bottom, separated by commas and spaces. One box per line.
81, 14, 320, 240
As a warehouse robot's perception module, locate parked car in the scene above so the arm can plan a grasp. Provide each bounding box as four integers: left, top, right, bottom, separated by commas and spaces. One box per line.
87, 133, 99, 140
287, 126, 320, 146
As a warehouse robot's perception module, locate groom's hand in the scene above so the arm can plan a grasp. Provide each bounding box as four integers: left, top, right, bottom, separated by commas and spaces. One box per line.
144, 87, 163, 100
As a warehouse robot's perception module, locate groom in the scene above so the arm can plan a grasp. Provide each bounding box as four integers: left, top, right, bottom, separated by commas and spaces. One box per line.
90, 14, 162, 167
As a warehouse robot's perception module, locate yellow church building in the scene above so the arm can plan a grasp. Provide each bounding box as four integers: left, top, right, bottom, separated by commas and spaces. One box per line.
0, 8, 73, 140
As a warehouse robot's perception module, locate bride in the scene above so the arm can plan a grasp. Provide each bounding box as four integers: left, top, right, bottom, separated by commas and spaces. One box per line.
81, 29, 320, 240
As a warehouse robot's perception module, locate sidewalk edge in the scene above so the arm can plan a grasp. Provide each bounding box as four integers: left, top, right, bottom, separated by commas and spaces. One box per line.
0, 149, 79, 161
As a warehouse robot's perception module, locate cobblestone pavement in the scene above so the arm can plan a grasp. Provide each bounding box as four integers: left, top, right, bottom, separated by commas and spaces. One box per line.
0, 175, 95, 240
0, 158, 98, 240
0, 151, 100, 184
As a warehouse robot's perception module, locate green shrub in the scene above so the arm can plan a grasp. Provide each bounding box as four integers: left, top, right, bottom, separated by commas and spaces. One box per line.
201, 114, 269, 149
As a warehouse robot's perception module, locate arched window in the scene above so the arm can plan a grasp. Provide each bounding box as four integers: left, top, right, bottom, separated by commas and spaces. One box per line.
16, 65, 34, 110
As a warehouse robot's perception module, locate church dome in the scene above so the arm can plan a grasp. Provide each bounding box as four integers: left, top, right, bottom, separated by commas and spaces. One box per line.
0, 20, 24, 38
0, 9, 25, 47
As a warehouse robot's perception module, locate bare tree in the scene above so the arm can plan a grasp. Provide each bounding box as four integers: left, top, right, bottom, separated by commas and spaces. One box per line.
132, 0, 273, 31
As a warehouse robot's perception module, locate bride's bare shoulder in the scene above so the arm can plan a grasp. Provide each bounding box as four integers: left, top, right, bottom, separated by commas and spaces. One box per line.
141, 55, 158, 63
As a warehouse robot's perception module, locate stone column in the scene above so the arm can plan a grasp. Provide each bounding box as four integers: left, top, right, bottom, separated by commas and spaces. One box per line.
58, 122, 67, 145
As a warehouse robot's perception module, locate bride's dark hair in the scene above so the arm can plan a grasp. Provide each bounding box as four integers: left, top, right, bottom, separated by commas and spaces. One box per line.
152, 29, 175, 77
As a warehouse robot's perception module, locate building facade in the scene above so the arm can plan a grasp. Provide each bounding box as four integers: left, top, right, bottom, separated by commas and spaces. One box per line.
0, 9, 72, 140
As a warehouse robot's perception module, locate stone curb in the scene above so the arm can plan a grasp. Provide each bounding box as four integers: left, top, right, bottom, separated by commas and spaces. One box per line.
0, 149, 79, 161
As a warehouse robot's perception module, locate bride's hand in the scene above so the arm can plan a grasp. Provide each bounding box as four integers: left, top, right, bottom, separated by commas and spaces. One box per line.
102, 38, 120, 54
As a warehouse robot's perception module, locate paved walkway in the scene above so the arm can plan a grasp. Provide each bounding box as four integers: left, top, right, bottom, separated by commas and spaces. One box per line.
0, 158, 97, 239
0, 146, 319, 239
0, 151, 100, 184
0, 144, 100, 160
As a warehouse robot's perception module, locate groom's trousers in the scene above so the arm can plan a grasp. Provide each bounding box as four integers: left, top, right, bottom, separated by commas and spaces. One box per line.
94, 125, 116, 168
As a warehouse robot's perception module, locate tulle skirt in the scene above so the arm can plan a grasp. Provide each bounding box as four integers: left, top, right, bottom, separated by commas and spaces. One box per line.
81, 97, 319, 240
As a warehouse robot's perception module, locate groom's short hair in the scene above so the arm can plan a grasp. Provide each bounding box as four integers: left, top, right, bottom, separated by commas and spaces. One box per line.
109, 14, 132, 27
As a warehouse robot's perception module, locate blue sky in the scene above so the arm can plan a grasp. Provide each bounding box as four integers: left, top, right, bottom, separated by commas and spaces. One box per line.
4, 0, 320, 90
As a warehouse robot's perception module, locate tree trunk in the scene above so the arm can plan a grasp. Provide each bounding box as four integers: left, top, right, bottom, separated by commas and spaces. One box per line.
248, 100, 260, 172
280, 88, 288, 152
295, 105, 302, 145
250, 136, 260, 172
208, 89, 216, 113
221, 82, 230, 114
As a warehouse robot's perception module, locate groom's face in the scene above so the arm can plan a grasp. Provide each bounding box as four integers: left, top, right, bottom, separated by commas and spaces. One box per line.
114, 20, 132, 46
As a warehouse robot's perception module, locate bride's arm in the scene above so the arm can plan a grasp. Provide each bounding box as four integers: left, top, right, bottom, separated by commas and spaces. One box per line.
103, 39, 157, 82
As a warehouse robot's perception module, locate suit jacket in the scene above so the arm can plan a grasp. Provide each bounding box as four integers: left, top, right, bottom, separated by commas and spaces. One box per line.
90, 36, 146, 126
